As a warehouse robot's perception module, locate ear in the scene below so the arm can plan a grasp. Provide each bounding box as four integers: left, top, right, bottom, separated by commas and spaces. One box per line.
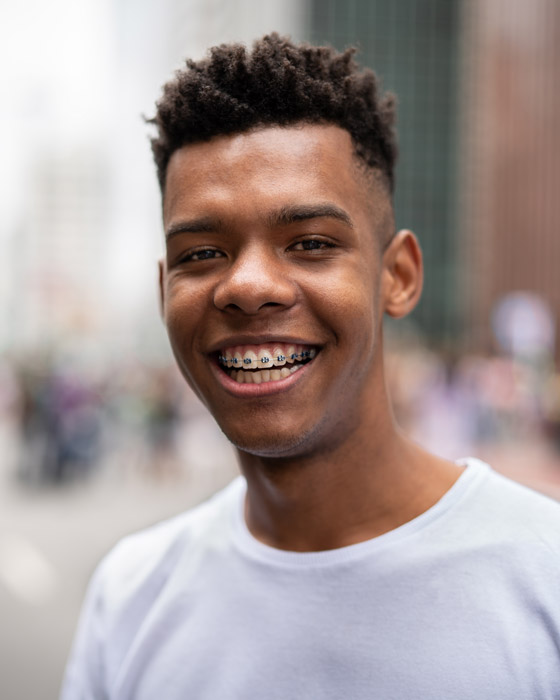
381, 229, 423, 318
158, 258, 166, 319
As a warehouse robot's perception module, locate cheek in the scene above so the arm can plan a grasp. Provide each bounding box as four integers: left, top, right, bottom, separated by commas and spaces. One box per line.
314, 261, 381, 339
163, 288, 210, 400
163, 280, 207, 349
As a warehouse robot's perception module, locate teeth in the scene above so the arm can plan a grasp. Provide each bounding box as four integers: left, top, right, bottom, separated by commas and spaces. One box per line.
221, 342, 319, 382
257, 349, 273, 368
220, 343, 318, 367
228, 362, 306, 384
272, 347, 286, 366
242, 350, 258, 368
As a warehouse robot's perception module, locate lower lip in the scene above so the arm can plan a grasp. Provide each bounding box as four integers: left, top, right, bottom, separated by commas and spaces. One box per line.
210, 360, 314, 397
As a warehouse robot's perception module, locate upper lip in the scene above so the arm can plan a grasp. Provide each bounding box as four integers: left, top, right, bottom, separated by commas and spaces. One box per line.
207, 334, 322, 354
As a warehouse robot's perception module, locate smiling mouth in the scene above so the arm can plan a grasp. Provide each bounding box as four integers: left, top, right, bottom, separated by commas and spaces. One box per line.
217, 343, 318, 385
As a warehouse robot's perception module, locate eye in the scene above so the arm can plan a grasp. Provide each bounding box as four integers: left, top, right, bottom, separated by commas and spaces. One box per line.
181, 248, 225, 262
290, 238, 336, 252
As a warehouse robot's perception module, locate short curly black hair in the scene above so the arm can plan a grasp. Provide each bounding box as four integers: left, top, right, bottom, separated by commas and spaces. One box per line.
149, 33, 397, 193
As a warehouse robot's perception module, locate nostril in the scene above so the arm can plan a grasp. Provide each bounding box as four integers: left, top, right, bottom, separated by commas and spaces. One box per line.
218, 296, 293, 315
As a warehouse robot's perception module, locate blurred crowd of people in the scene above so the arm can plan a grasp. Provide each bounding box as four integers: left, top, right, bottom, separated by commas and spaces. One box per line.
386, 342, 560, 459
1, 342, 560, 487
0, 353, 204, 486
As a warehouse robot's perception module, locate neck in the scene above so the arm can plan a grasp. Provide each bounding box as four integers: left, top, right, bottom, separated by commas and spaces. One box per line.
238, 413, 461, 552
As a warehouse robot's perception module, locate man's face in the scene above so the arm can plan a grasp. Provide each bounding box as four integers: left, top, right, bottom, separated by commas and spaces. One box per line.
161, 124, 394, 457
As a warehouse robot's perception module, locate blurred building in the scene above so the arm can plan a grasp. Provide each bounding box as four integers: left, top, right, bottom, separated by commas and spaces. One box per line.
17, 148, 110, 349
0, 0, 115, 356
460, 0, 560, 357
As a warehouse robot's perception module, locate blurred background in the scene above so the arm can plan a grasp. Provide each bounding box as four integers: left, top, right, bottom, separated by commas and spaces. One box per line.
1, 0, 560, 697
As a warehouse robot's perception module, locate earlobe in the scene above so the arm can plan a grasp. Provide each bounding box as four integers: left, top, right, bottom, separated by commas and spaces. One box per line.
382, 229, 423, 318
158, 259, 166, 319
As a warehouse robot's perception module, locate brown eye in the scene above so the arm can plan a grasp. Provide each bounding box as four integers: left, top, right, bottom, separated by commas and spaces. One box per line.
291, 239, 335, 251
183, 249, 224, 262
301, 240, 323, 250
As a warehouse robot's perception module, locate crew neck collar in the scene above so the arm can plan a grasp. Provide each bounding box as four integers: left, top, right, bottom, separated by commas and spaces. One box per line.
231, 457, 490, 568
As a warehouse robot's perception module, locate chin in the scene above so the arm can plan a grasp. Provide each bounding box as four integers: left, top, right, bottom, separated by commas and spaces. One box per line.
216, 408, 350, 460
219, 421, 315, 459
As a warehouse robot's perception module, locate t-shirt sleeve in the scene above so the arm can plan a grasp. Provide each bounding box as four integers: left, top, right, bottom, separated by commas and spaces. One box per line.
60, 559, 110, 700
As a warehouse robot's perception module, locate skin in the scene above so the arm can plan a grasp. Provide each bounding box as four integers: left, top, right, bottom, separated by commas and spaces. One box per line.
160, 123, 461, 552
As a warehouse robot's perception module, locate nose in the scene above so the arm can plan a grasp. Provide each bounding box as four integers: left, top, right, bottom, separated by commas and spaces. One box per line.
213, 245, 297, 315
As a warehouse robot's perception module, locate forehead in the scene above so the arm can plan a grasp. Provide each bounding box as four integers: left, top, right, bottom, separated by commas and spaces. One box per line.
163, 124, 387, 225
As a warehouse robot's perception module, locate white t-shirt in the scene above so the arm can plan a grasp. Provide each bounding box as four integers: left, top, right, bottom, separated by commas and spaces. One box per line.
61, 459, 560, 699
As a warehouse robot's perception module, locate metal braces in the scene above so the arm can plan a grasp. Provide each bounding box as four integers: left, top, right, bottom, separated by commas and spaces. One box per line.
218, 350, 312, 366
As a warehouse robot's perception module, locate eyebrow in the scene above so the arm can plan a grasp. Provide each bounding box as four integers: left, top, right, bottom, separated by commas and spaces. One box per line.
166, 217, 219, 239
268, 203, 354, 229
165, 202, 353, 239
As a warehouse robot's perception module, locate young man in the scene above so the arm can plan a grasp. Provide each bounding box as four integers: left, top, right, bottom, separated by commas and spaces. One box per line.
62, 35, 560, 699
